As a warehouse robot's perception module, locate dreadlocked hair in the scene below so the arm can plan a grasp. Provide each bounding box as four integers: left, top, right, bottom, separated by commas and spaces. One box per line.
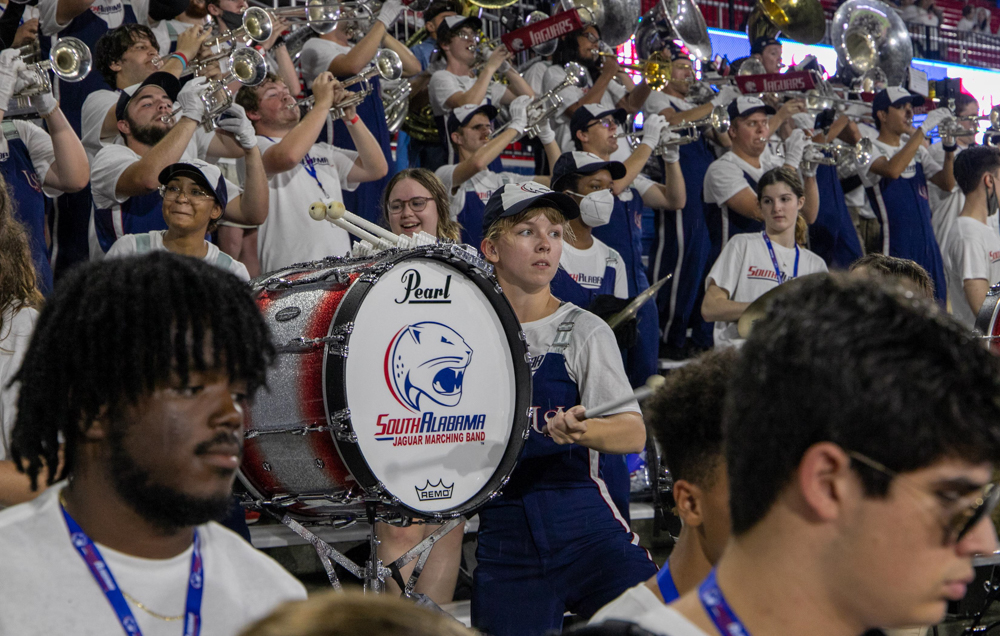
0, 174, 43, 339
10, 251, 276, 491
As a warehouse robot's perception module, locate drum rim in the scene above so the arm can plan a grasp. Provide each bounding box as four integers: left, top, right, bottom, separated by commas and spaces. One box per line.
325, 246, 532, 519
974, 283, 1000, 351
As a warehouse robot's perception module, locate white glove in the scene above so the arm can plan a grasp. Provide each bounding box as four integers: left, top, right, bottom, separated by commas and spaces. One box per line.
507, 95, 531, 136
177, 77, 208, 123
641, 113, 667, 150
711, 85, 741, 108
783, 129, 808, 169
801, 159, 818, 178
658, 127, 680, 163
919, 107, 951, 134
216, 103, 257, 149
536, 118, 555, 145
376, 0, 404, 27
0, 49, 25, 111
791, 113, 815, 130
30, 92, 58, 117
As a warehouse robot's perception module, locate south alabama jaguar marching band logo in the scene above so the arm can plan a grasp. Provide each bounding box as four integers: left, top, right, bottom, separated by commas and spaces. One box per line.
375, 321, 488, 450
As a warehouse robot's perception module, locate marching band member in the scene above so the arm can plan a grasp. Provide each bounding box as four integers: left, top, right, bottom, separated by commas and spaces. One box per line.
927, 93, 979, 268
570, 103, 684, 386
235, 72, 388, 273
434, 99, 560, 248
204, 0, 298, 92
749, 36, 782, 74
105, 162, 251, 281
0, 252, 308, 634
860, 87, 955, 304
473, 182, 656, 636
299, 0, 418, 224
381, 167, 461, 241
0, 48, 89, 295
410, 0, 459, 72
702, 167, 828, 348
944, 145, 1000, 327
591, 348, 736, 621
429, 14, 535, 162
646, 46, 739, 358
90, 72, 268, 254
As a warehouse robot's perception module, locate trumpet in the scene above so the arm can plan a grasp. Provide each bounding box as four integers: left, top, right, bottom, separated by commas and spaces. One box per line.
160, 47, 267, 131
10, 37, 91, 107
617, 106, 730, 156
251, 0, 374, 38
289, 49, 402, 117
596, 51, 671, 91
204, 7, 273, 47
801, 141, 870, 168
491, 62, 587, 141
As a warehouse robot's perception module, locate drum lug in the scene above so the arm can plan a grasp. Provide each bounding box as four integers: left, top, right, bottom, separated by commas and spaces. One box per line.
328, 409, 357, 443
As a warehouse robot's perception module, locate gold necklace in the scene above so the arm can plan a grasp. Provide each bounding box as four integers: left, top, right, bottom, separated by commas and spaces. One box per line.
121, 591, 185, 622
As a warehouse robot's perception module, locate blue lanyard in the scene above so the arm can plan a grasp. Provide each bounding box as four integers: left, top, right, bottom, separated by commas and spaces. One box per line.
263, 135, 329, 198
699, 569, 751, 636
656, 561, 680, 602
761, 232, 799, 284
60, 502, 204, 636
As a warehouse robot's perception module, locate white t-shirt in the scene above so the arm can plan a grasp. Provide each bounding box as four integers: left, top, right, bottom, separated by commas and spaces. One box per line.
839, 124, 880, 218
106, 230, 251, 281
0, 484, 307, 635
946, 216, 1000, 328
560, 239, 628, 299
0, 120, 61, 198
38, 0, 126, 36
522, 302, 640, 416
523, 59, 552, 96
435, 163, 532, 223
0, 306, 38, 462
428, 69, 508, 118
590, 583, 663, 624
299, 38, 351, 87
242, 135, 357, 273
646, 90, 692, 116
860, 138, 943, 189
707, 232, 828, 347
629, 605, 713, 636
927, 142, 967, 269
902, 4, 939, 26
703, 151, 784, 248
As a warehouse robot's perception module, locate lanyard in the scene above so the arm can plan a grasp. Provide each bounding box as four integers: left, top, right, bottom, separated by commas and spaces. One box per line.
699, 569, 751, 636
60, 503, 204, 636
263, 135, 329, 198
656, 562, 680, 602
762, 231, 799, 284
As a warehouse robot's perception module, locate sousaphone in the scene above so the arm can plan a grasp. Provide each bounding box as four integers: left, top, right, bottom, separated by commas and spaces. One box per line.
559, 0, 641, 48
832, 0, 912, 86
746, 0, 825, 45
635, 0, 713, 61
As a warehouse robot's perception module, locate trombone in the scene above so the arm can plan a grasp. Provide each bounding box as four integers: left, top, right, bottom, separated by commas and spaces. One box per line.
289, 49, 402, 117
596, 51, 671, 91
491, 62, 587, 141
160, 47, 268, 132
617, 106, 730, 156
11, 37, 91, 105
249, 0, 375, 38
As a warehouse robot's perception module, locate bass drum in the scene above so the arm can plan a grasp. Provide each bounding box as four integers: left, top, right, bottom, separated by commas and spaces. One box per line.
975, 283, 1000, 355
240, 245, 532, 521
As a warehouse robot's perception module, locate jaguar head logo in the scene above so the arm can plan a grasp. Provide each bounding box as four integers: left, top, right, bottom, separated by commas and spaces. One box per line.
385, 322, 473, 412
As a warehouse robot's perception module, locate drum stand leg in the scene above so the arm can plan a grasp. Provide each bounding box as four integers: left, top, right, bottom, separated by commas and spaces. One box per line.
277, 513, 367, 589
385, 516, 466, 606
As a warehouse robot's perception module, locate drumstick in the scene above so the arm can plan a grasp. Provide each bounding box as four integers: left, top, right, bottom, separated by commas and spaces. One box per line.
316, 200, 402, 245
582, 375, 666, 420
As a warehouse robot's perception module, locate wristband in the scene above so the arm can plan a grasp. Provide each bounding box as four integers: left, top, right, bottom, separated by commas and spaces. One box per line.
943, 142, 958, 152
347, 114, 360, 125
168, 53, 187, 71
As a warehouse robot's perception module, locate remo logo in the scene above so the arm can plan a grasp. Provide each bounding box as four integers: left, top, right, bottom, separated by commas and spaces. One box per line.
384, 322, 473, 413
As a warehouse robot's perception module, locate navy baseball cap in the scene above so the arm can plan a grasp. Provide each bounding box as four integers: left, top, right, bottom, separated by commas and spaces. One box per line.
570, 103, 628, 139
871, 86, 926, 118
158, 161, 229, 210
438, 14, 482, 40
750, 36, 781, 55
116, 72, 181, 121
482, 182, 580, 233
551, 151, 627, 192
446, 101, 499, 140
727, 95, 777, 121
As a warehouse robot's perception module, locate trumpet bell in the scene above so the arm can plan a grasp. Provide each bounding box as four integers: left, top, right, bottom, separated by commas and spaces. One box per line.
374, 49, 403, 82
243, 7, 273, 42
50, 37, 91, 83
564, 61, 588, 86
832, 0, 912, 86
855, 137, 873, 167
230, 47, 268, 86
736, 56, 767, 75
306, 0, 338, 34
710, 105, 730, 134
758, 0, 825, 44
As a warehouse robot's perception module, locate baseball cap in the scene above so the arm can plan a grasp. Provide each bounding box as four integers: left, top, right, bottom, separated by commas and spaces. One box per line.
158, 161, 229, 210
750, 36, 781, 55
726, 96, 777, 121
871, 87, 926, 118
437, 14, 482, 40
482, 182, 580, 233
446, 101, 499, 138
116, 71, 181, 122
570, 104, 628, 139
551, 151, 626, 192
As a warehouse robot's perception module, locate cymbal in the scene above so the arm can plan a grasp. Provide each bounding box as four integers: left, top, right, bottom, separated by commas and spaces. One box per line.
736, 273, 826, 339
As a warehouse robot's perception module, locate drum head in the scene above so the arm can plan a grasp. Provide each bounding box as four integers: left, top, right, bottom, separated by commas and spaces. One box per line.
326, 247, 531, 518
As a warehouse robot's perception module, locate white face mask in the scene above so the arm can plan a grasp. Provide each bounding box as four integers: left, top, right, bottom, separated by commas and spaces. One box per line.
571, 188, 615, 227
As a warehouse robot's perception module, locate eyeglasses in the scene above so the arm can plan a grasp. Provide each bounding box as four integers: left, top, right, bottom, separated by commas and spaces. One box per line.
160, 184, 215, 202
581, 32, 599, 44
588, 117, 618, 131
848, 450, 1000, 545
388, 196, 433, 215
456, 30, 477, 42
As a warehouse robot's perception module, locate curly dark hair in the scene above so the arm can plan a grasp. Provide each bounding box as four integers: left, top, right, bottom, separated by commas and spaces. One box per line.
10, 252, 275, 491
725, 272, 1000, 536
645, 348, 738, 488
94, 24, 160, 88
